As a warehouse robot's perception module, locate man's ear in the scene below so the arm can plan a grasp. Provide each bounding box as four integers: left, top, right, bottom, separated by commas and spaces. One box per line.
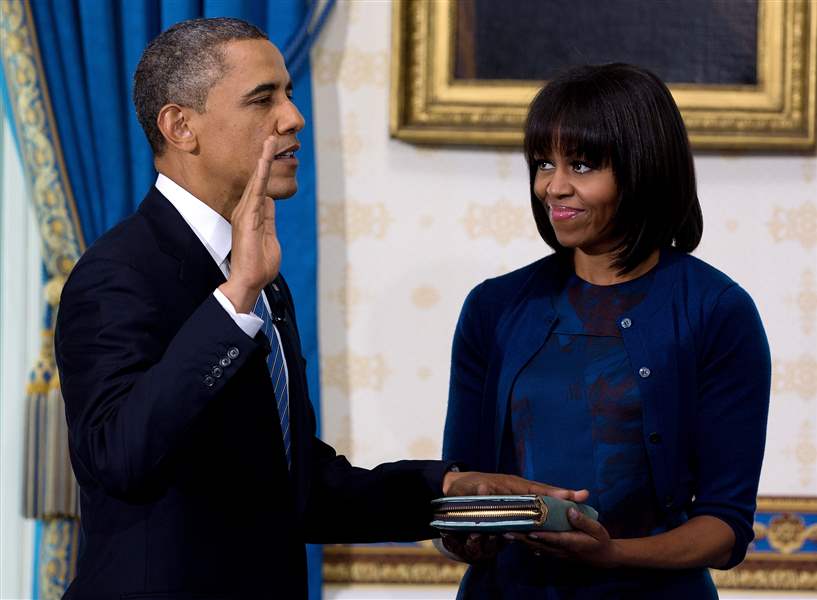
156, 104, 198, 153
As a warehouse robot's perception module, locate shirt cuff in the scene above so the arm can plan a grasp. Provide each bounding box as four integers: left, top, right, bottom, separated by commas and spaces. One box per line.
213, 288, 263, 338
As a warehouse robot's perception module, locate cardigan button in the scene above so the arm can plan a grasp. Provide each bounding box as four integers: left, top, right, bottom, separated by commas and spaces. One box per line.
648, 432, 662, 444
620, 317, 632, 329
639, 367, 651, 378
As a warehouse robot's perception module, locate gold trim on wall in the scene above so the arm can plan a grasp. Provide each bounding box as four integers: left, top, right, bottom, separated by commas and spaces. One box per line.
324, 497, 817, 591
390, 0, 817, 151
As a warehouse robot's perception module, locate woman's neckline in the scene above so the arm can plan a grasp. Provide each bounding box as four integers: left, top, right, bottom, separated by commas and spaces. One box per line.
573, 248, 661, 286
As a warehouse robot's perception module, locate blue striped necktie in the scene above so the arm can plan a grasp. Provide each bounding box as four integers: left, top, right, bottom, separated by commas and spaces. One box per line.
252, 291, 292, 469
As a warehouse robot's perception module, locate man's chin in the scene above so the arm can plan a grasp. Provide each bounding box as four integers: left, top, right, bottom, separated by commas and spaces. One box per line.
268, 180, 298, 200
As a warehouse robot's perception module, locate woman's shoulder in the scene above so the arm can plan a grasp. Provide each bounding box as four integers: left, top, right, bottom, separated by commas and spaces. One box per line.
668, 250, 734, 287
666, 250, 759, 303
658, 249, 762, 328
461, 254, 563, 319
470, 254, 562, 296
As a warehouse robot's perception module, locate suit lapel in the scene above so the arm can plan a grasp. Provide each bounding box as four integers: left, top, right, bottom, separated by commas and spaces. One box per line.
138, 187, 226, 306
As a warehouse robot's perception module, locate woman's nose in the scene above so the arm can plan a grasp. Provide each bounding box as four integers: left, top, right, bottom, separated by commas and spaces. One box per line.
547, 167, 573, 197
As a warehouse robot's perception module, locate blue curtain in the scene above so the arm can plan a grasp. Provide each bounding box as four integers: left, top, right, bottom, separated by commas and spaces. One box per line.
4, 0, 327, 597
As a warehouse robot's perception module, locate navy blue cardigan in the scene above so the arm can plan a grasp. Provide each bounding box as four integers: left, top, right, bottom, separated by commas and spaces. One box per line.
443, 249, 770, 568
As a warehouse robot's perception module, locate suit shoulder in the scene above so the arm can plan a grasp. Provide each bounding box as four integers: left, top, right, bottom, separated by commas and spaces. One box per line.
73, 212, 161, 274
63, 211, 169, 306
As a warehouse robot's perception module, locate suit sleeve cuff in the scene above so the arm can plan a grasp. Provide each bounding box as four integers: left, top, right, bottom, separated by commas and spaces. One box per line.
213, 289, 263, 338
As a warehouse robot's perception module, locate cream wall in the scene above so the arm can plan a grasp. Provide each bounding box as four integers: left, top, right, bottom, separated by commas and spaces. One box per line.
312, 1, 816, 597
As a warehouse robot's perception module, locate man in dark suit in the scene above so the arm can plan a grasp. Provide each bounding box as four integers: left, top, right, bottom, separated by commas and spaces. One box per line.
55, 17, 578, 599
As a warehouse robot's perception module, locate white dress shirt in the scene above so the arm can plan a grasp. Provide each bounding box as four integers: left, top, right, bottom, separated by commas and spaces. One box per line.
155, 173, 289, 381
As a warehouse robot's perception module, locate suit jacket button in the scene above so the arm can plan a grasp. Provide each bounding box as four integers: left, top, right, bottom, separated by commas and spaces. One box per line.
211, 366, 223, 378
639, 367, 651, 378
620, 317, 632, 328
220, 357, 231, 368
227, 347, 240, 359
203, 375, 215, 388
648, 432, 662, 444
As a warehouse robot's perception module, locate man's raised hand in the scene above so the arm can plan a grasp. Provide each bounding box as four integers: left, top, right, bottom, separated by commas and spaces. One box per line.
219, 136, 282, 313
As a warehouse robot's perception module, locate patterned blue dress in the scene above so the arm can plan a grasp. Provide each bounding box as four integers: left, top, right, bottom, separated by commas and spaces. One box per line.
465, 272, 719, 599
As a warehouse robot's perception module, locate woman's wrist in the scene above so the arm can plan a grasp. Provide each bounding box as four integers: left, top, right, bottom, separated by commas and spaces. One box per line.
603, 539, 625, 569
602, 516, 735, 570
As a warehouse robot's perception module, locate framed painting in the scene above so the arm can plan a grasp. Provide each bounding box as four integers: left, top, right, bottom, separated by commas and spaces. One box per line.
324, 496, 817, 591
389, 0, 817, 151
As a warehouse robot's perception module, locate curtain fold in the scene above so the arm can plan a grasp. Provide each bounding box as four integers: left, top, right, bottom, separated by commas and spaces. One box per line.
0, 1, 328, 597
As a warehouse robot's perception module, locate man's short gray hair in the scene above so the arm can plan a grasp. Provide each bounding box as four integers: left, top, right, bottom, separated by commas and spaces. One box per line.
133, 17, 267, 155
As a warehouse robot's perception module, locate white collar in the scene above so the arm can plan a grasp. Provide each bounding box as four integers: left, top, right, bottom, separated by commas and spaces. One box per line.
155, 173, 231, 267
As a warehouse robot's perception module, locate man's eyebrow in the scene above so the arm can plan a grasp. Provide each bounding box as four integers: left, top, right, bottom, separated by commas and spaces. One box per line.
241, 81, 294, 101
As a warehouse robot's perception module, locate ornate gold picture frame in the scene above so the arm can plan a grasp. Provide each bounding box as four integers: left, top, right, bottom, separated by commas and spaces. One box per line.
390, 0, 817, 151
324, 496, 817, 591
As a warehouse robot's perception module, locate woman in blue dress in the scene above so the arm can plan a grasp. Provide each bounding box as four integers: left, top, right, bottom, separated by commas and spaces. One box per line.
441, 64, 771, 599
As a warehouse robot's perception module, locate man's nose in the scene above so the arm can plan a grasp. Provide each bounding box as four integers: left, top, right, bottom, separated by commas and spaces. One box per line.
277, 100, 305, 135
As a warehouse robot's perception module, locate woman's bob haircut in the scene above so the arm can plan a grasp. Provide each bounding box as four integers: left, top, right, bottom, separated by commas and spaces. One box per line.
524, 63, 703, 274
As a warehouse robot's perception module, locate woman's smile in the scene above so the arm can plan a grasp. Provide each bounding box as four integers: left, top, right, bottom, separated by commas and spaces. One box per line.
549, 205, 586, 221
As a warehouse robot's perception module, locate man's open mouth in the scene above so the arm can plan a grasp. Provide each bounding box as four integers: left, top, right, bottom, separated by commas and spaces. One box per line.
274, 145, 299, 160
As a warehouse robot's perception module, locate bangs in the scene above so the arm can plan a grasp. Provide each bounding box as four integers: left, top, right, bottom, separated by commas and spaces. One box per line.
522, 63, 702, 271
524, 82, 616, 169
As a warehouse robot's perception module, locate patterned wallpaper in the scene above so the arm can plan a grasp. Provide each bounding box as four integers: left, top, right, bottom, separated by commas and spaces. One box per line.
310, 1, 817, 496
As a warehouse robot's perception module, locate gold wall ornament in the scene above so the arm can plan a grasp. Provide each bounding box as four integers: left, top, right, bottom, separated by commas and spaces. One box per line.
710, 565, 817, 590
312, 46, 388, 90
324, 543, 467, 584
496, 154, 515, 180
318, 112, 363, 175
322, 352, 390, 393
805, 159, 817, 182
773, 355, 817, 400
767, 201, 817, 248
792, 269, 817, 335
390, 0, 817, 150
325, 267, 367, 329
319, 200, 393, 241
323, 414, 352, 457
416, 366, 432, 380
418, 213, 435, 228
756, 512, 817, 554
782, 420, 817, 488
462, 198, 538, 246
407, 435, 438, 459
411, 285, 441, 309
